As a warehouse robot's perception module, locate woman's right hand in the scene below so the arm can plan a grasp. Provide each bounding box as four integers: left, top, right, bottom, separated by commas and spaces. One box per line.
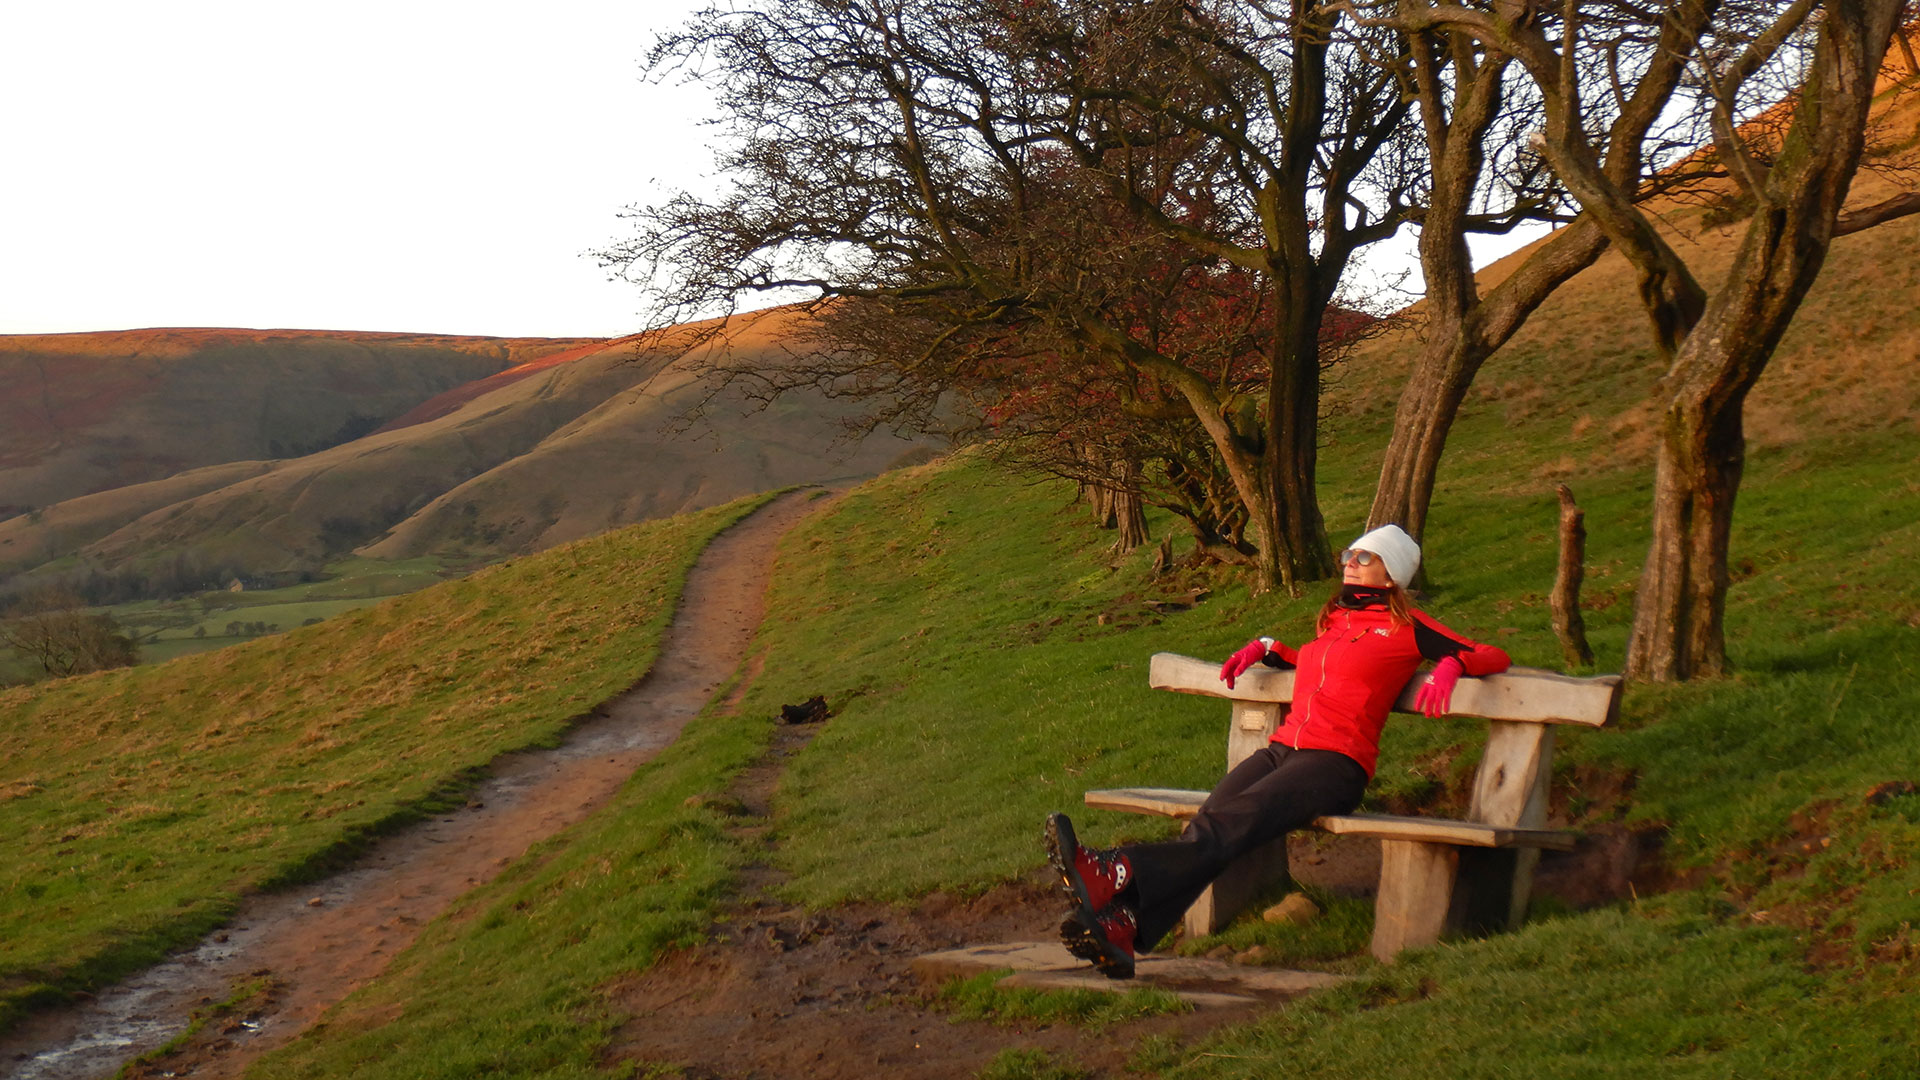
1219, 638, 1271, 689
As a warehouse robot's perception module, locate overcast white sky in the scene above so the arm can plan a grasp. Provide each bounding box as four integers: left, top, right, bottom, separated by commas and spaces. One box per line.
0, 1, 721, 339
0, 2, 1538, 341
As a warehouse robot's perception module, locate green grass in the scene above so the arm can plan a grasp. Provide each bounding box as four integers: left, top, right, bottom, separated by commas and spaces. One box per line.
675, 445, 1920, 1071
1154, 900, 1919, 1078
0, 492, 773, 1033
977, 1046, 1095, 1080
1173, 885, 1375, 966
42, 431, 1916, 1077
11, 420, 1918, 1074
247, 676, 772, 1078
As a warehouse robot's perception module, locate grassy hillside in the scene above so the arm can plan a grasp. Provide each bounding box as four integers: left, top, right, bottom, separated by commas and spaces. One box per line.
1326, 110, 1920, 471
0, 328, 595, 517
222, 415, 1919, 1077
0, 460, 279, 583
1, 313, 937, 601
0, 493, 772, 1032
353, 312, 938, 563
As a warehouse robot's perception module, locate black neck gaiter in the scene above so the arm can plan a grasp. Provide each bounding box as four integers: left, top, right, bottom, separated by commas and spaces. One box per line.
1336, 583, 1391, 609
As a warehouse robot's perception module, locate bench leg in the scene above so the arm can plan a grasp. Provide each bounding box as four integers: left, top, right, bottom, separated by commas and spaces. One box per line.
1371, 840, 1459, 962
1181, 835, 1291, 939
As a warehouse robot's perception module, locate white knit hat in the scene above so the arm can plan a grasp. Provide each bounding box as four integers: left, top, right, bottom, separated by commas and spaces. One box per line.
1348, 523, 1421, 589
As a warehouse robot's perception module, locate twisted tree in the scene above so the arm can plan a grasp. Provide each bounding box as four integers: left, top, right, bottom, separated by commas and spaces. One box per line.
604, 0, 1424, 592
1384, 0, 1920, 679
1352, 1, 1723, 546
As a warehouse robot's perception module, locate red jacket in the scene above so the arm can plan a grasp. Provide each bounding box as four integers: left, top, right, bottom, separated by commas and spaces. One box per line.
1264, 603, 1510, 778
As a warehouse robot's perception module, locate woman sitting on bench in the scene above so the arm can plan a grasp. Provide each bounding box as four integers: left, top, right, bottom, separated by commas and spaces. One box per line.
1044, 524, 1511, 978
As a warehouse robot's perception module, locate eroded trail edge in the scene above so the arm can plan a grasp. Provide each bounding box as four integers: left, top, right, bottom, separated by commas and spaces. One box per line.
2, 489, 833, 1080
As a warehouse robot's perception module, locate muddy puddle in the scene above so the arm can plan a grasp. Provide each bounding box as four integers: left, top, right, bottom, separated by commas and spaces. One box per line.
1, 489, 831, 1080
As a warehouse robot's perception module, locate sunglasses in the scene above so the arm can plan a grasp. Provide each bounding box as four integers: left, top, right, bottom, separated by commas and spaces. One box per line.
1337, 548, 1379, 567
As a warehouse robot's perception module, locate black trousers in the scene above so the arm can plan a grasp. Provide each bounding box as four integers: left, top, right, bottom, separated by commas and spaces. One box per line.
1119, 744, 1367, 952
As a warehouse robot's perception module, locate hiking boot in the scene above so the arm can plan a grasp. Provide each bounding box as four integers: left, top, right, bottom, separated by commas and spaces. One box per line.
1060, 901, 1138, 980
1044, 812, 1132, 915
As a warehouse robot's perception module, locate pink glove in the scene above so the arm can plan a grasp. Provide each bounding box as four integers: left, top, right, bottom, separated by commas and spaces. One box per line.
1219, 638, 1271, 689
1416, 655, 1465, 717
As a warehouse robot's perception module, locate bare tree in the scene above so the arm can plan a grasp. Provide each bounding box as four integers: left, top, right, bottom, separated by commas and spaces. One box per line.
1391, 1, 1920, 680
1, 589, 138, 680
1353, 1, 1721, 546
604, 0, 1425, 592
1040, 0, 1425, 590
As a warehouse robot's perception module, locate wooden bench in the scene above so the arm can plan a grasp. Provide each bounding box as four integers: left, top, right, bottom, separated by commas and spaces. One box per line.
1084, 653, 1621, 961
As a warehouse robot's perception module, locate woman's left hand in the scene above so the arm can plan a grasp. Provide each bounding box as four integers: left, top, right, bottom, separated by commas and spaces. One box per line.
1219, 638, 1271, 689
1415, 656, 1465, 716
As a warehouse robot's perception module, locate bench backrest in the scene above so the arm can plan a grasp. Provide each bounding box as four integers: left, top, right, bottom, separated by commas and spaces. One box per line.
1146, 653, 1621, 830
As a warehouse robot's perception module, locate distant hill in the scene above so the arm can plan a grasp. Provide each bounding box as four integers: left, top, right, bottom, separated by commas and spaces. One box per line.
0, 312, 939, 598
0, 328, 600, 518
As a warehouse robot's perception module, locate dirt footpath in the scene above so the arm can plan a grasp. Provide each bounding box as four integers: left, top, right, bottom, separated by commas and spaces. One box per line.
601, 720, 1260, 1080
3, 489, 835, 1080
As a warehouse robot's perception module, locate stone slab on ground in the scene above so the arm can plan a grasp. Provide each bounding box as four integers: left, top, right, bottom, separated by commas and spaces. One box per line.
912, 942, 1350, 1008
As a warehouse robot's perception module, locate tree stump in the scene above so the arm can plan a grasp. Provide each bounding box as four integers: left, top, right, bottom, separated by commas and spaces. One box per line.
1551, 484, 1595, 668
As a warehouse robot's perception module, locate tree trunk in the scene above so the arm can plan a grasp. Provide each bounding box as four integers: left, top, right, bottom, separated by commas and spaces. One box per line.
1113, 489, 1149, 553
1368, 219, 1615, 544
1089, 486, 1117, 529
1264, 281, 1334, 592
1551, 484, 1596, 669
1106, 456, 1150, 553
1150, 535, 1175, 576
1370, 325, 1478, 543
1626, 3, 1906, 680
1367, 22, 1618, 544
1368, 33, 1492, 544
1076, 449, 1151, 553
1626, 386, 1742, 680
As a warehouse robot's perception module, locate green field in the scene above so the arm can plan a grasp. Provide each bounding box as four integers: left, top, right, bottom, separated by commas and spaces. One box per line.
0, 557, 457, 683
220, 425, 1920, 1077
121, 556, 456, 657
0, 495, 772, 1031
7, 429, 1918, 1077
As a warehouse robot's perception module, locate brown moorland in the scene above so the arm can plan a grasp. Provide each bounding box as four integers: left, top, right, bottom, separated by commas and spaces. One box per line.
0, 310, 938, 592
0, 327, 600, 517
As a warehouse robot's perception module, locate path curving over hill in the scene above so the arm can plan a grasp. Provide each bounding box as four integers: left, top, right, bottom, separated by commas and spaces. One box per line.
0, 488, 834, 1080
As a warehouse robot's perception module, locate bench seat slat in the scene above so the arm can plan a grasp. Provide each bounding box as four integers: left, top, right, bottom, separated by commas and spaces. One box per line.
1083, 786, 1206, 818
1082, 788, 1576, 851
1313, 813, 1576, 851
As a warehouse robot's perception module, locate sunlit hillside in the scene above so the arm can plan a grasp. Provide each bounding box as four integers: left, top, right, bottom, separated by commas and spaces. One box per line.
0, 313, 938, 600
0, 328, 597, 517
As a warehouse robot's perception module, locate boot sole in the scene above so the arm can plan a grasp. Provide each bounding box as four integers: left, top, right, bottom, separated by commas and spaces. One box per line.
1043, 813, 1096, 916
1059, 909, 1136, 980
